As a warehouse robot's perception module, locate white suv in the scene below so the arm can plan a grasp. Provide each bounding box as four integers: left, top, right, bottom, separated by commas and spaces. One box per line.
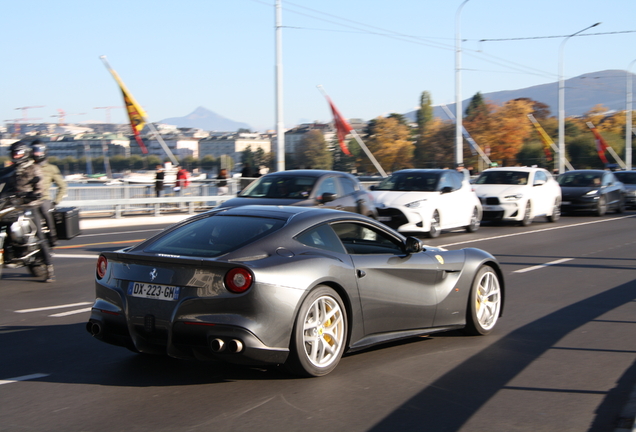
371, 169, 482, 238
473, 167, 561, 226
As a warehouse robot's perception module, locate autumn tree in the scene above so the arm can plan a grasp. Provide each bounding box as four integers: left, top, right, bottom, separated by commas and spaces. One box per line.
362, 115, 413, 173
475, 99, 534, 166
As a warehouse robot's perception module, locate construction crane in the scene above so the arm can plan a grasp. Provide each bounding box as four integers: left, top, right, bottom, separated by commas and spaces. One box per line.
94, 106, 122, 124
15, 105, 45, 120
51, 109, 86, 126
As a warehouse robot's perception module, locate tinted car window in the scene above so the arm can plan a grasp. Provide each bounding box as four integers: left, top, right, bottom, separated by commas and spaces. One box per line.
315, 177, 338, 198
614, 172, 636, 184
375, 172, 440, 192
239, 175, 316, 199
331, 222, 403, 255
476, 171, 529, 185
340, 177, 357, 196
143, 215, 285, 257
557, 173, 601, 187
295, 224, 346, 254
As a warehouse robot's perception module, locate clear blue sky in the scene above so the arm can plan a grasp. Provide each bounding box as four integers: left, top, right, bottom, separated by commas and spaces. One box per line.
2, 0, 635, 132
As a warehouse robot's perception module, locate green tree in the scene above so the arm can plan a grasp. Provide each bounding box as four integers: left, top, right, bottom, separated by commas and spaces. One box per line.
296, 130, 332, 169
465, 92, 488, 122
414, 91, 434, 167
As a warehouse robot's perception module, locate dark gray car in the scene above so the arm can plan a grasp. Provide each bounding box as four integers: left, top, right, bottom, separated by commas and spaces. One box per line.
87, 206, 504, 377
220, 170, 378, 218
612, 170, 636, 208
557, 170, 625, 215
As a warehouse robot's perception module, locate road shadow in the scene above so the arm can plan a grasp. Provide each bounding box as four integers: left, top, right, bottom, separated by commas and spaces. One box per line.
368, 278, 636, 432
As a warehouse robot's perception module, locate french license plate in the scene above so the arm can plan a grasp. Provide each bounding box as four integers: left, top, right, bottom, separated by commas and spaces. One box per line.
377, 216, 392, 222
128, 281, 180, 301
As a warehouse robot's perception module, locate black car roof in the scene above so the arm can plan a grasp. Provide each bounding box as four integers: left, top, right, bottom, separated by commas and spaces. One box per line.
262, 170, 353, 178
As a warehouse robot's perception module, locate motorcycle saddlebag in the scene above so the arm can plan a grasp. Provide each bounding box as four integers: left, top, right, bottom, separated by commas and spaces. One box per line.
53, 207, 81, 240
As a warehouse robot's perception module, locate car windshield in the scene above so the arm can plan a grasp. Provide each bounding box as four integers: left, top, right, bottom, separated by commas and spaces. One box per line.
142, 215, 286, 257
375, 172, 440, 191
475, 171, 529, 185
557, 173, 601, 187
614, 172, 636, 184
239, 175, 317, 199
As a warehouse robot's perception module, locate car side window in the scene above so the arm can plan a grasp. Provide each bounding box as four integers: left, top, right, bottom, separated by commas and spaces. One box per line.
534, 170, 547, 185
602, 174, 612, 187
331, 222, 404, 255
315, 177, 338, 199
295, 224, 346, 254
438, 173, 454, 191
340, 177, 357, 196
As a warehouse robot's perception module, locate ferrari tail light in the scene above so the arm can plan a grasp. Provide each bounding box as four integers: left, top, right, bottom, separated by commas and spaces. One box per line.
225, 268, 253, 293
96, 255, 108, 279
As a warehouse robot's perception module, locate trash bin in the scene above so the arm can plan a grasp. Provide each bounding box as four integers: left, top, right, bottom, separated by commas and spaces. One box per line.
53, 207, 81, 240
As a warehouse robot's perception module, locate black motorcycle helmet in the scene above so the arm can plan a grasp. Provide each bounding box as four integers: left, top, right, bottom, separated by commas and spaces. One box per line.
31, 140, 47, 163
10, 140, 32, 165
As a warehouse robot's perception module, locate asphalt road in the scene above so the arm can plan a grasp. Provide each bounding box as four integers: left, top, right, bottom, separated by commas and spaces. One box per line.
1, 211, 635, 432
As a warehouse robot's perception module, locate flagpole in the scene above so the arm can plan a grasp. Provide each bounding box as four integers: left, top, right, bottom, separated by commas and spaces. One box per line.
275, 0, 285, 171
317, 85, 387, 178
99, 55, 179, 167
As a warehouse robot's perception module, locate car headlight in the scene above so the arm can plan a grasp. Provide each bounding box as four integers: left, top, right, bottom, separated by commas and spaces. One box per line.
405, 199, 427, 209
504, 194, 523, 201
585, 189, 599, 196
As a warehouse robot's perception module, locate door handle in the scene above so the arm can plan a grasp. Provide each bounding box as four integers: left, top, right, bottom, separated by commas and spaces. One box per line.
357, 270, 366, 278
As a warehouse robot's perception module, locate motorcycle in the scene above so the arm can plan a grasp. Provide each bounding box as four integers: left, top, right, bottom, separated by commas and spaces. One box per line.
0, 192, 48, 280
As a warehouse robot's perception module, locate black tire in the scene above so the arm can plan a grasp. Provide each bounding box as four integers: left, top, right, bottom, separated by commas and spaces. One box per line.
547, 198, 561, 222
463, 266, 502, 336
520, 201, 532, 226
285, 286, 348, 377
595, 196, 607, 216
465, 207, 480, 233
426, 211, 441, 238
616, 196, 625, 214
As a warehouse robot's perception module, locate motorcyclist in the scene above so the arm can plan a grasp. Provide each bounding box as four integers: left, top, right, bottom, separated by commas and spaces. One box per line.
4, 140, 55, 282
31, 140, 67, 247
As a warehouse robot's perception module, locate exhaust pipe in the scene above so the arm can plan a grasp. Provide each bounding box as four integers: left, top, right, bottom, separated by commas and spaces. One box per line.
210, 338, 226, 352
87, 321, 102, 337
228, 339, 244, 353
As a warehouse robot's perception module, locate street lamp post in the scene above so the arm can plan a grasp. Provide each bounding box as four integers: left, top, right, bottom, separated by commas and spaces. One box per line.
626, 60, 636, 171
558, 22, 600, 174
455, 0, 470, 167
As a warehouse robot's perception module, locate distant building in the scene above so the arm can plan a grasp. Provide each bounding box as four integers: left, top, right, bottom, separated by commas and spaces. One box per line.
50, 133, 131, 159
198, 133, 271, 162
139, 134, 201, 159
283, 123, 336, 155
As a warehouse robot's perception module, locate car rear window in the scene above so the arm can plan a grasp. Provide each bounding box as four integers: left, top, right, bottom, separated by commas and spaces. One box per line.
614, 172, 636, 184
375, 172, 441, 191
142, 215, 285, 257
476, 171, 529, 185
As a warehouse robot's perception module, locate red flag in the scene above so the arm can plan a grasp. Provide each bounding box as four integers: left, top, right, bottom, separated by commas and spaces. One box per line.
326, 96, 353, 156
587, 122, 609, 164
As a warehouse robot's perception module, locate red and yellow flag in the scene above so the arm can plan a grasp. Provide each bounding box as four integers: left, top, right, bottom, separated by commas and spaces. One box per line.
587, 122, 609, 165
527, 115, 553, 161
105, 66, 148, 154
325, 96, 353, 156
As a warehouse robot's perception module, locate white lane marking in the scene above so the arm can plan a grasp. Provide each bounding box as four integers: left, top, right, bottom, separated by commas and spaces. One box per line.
49, 307, 92, 318
439, 215, 636, 248
513, 258, 574, 274
52, 254, 99, 259
15, 302, 92, 313
0, 373, 49, 386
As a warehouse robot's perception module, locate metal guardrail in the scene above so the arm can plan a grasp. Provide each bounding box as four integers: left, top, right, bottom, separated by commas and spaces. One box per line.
54, 178, 381, 219
56, 179, 239, 218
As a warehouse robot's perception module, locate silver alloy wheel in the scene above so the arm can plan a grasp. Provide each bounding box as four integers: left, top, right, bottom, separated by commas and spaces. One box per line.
302, 294, 345, 368
466, 207, 480, 232
475, 269, 501, 331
